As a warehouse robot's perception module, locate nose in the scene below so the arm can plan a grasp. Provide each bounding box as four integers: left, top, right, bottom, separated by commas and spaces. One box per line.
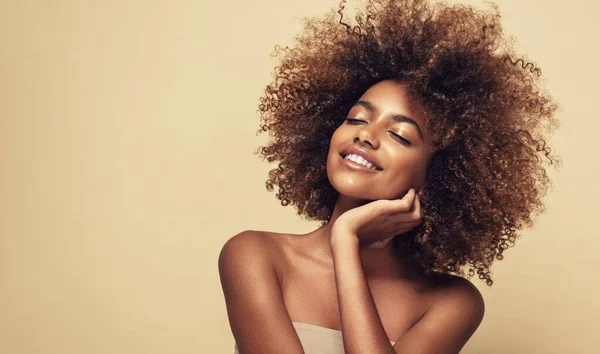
354, 124, 380, 149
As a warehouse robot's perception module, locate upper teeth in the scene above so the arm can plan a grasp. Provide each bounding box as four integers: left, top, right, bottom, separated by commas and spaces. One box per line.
344, 153, 379, 170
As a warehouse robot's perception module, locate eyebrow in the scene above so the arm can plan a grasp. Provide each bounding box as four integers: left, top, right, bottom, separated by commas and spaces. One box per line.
352, 100, 423, 140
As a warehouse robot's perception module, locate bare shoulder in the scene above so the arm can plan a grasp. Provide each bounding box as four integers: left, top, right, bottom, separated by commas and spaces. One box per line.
219, 230, 277, 260
433, 274, 485, 315
423, 273, 485, 322
218, 230, 285, 282
392, 273, 485, 353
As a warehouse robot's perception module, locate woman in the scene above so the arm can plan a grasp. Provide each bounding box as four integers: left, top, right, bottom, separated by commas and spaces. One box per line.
219, 0, 558, 353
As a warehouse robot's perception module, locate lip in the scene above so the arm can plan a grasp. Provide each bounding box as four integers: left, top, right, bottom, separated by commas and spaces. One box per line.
339, 154, 381, 173
339, 146, 383, 170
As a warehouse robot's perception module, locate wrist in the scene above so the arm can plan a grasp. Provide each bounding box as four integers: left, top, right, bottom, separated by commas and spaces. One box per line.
330, 227, 359, 249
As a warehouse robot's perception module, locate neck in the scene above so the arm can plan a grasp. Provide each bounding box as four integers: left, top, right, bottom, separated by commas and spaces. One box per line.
307, 194, 409, 277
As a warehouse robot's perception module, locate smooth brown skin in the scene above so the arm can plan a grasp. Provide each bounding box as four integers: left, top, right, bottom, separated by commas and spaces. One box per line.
219, 81, 485, 354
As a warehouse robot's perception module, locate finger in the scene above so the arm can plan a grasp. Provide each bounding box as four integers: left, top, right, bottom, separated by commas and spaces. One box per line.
395, 217, 423, 233
406, 188, 417, 211
393, 188, 416, 212
403, 187, 416, 201
412, 193, 422, 220
393, 196, 423, 227
393, 217, 422, 232
391, 212, 421, 223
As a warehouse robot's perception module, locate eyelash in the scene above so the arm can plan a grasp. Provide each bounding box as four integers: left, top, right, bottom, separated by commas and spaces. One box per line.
344, 118, 411, 145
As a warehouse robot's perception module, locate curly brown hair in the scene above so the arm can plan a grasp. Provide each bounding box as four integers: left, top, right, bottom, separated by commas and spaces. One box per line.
254, 0, 559, 286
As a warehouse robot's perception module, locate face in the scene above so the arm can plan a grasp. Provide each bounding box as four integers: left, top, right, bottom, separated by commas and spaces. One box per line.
326, 79, 433, 201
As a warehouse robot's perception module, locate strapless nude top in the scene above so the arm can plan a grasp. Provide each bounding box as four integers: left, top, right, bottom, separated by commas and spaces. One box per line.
233, 321, 396, 353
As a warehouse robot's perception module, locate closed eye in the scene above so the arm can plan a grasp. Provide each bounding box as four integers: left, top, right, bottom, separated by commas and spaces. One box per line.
346, 118, 411, 145
388, 131, 411, 145
345, 117, 366, 124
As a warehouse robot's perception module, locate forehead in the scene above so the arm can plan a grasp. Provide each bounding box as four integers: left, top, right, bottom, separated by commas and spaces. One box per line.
355, 80, 427, 126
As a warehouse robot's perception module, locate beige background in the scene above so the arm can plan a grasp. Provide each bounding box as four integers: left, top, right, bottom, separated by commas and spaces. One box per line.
0, 0, 598, 353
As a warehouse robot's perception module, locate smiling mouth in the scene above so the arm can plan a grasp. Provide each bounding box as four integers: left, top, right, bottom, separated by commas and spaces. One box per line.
339, 153, 383, 171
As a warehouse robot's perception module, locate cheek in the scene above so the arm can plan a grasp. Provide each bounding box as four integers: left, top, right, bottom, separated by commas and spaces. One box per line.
386, 154, 428, 187
326, 133, 341, 176
404, 157, 430, 188
330, 125, 346, 141
327, 128, 347, 157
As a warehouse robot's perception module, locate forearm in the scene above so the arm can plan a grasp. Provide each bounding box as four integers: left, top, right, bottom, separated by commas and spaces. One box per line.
330, 230, 395, 354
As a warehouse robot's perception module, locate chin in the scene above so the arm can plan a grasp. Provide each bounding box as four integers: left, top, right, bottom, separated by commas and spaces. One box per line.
328, 178, 380, 202
339, 191, 377, 203
334, 180, 412, 203
327, 174, 375, 201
